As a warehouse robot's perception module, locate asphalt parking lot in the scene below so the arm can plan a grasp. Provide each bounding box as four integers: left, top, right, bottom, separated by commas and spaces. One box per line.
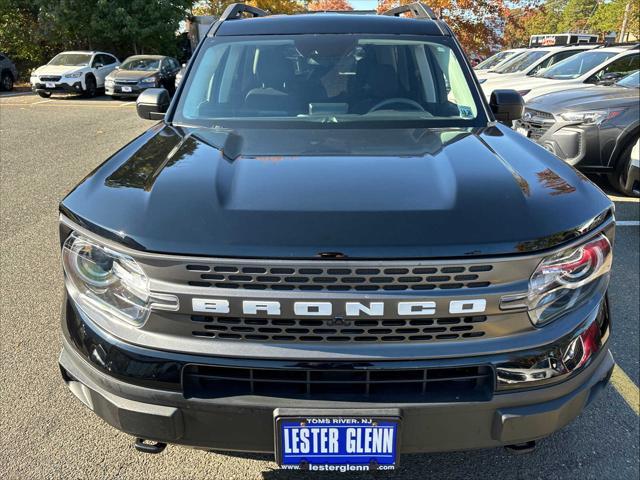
0, 92, 638, 480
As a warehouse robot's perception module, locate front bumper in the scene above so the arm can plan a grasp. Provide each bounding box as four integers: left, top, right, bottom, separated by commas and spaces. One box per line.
59, 296, 614, 454
515, 118, 600, 168
32, 81, 83, 94
105, 84, 152, 97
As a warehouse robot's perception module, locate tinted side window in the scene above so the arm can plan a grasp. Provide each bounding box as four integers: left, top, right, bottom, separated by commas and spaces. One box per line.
103, 55, 116, 65
529, 51, 580, 75
0, 55, 5, 61
588, 54, 640, 83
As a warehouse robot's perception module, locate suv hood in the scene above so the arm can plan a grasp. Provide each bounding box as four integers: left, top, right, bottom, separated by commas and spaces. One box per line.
526, 85, 640, 112
35, 65, 86, 76
109, 70, 157, 81
61, 123, 612, 259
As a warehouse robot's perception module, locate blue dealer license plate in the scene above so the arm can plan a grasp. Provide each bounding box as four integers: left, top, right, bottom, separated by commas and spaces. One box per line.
276, 416, 399, 472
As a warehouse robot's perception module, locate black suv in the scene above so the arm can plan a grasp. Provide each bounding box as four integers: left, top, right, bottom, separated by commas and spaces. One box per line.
58, 3, 615, 471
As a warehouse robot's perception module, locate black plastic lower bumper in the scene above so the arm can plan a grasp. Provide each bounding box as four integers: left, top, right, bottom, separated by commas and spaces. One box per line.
32, 82, 82, 94
59, 297, 614, 454
59, 336, 613, 453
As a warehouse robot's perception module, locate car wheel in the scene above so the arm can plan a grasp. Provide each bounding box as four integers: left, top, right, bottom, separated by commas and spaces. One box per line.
37, 91, 52, 98
84, 75, 97, 98
1, 72, 13, 91
609, 141, 640, 198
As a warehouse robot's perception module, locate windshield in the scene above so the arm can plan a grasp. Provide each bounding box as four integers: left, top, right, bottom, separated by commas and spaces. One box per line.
616, 70, 639, 88
493, 50, 549, 74
121, 58, 160, 71
49, 53, 92, 66
540, 51, 617, 79
475, 50, 516, 70
173, 35, 484, 128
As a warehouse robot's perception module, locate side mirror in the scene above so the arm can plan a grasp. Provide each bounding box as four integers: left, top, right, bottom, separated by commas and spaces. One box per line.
94, 63, 103, 69
489, 89, 524, 124
136, 88, 170, 120
114, 66, 120, 70
598, 72, 623, 85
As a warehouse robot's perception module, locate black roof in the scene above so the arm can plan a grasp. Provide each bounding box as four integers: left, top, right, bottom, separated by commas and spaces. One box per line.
216, 13, 447, 37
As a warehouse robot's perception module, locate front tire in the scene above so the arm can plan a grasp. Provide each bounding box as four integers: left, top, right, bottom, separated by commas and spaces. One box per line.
609, 141, 640, 198
37, 91, 52, 98
84, 75, 97, 98
0, 72, 13, 91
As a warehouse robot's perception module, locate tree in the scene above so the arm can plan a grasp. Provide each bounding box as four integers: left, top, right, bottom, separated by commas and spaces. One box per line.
591, 0, 639, 40
307, 0, 353, 11
376, 0, 531, 56
557, 0, 598, 33
39, 0, 194, 58
246, 0, 304, 14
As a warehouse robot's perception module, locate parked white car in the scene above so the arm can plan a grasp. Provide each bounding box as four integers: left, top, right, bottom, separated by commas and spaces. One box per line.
474, 48, 527, 79
30, 51, 120, 98
482, 45, 639, 102
478, 45, 596, 84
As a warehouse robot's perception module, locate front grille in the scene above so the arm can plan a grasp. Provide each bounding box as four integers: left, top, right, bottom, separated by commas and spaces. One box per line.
39, 76, 61, 82
525, 108, 554, 120
522, 108, 555, 140
115, 79, 138, 85
182, 364, 494, 401
191, 315, 487, 343
184, 262, 494, 291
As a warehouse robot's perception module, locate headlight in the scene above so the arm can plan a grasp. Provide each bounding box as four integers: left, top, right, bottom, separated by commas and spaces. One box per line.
62, 232, 151, 326
478, 78, 487, 84
516, 89, 531, 97
139, 76, 157, 84
65, 72, 83, 78
527, 234, 612, 326
559, 109, 623, 125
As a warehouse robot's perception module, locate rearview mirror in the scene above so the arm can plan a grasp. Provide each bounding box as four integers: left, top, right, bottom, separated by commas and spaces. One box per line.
136, 88, 170, 120
489, 89, 524, 124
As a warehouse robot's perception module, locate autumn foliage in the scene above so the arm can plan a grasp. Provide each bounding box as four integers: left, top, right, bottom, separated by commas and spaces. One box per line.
307, 0, 354, 11
376, 0, 510, 56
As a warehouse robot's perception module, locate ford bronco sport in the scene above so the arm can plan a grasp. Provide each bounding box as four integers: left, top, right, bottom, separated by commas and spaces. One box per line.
58, 3, 615, 471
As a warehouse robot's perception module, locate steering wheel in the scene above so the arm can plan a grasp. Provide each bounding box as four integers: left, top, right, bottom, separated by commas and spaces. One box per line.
368, 98, 426, 113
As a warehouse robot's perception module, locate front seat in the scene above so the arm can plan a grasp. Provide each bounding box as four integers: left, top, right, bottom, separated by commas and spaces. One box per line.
244, 48, 298, 114
350, 63, 400, 114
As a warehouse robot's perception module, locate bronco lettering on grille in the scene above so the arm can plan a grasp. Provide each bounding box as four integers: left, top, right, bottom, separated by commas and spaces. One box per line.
191, 299, 487, 316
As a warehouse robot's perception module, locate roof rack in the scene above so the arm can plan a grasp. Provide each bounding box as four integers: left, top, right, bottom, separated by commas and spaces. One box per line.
382, 2, 438, 20
218, 3, 268, 22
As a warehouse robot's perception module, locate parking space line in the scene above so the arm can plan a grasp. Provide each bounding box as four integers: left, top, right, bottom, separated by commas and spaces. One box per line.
616, 221, 640, 227
611, 364, 639, 415
33, 99, 52, 105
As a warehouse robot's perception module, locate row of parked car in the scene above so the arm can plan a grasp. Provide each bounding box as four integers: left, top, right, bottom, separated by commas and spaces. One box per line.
27, 51, 183, 99
474, 41, 639, 197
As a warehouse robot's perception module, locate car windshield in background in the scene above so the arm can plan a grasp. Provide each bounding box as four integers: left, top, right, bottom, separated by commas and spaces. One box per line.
49, 53, 92, 66
616, 70, 640, 88
540, 51, 617, 79
475, 50, 514, 70
121, 58, 160, 71
173, 35, 483, 128
493, 50, 549, 74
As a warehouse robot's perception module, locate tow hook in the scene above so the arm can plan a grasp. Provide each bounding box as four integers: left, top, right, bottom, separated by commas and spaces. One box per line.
134, 438, 167, 454
504, 440, 536, 455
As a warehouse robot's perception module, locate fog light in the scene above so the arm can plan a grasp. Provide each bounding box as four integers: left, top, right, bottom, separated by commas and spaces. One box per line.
496, 307, 606, 391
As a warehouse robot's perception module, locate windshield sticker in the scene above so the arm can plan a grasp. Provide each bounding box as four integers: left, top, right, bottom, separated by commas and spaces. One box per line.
458, 105, 474, 119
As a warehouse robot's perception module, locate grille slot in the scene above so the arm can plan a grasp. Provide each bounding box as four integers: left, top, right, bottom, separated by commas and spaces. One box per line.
521, 108, 556, 140
191, 315, 487, 343
39, 76, 61, 82
184, 263, 495, 291
182, 364, 494, 401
